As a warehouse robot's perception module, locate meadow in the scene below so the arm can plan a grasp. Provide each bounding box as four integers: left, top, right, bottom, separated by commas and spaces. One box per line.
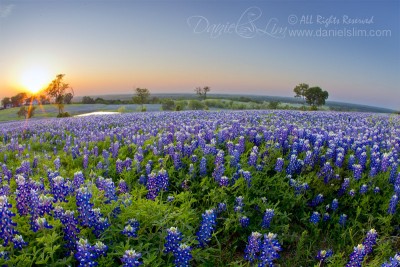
0, 110, 398, 266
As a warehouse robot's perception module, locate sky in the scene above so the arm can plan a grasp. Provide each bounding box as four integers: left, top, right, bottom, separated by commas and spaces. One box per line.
0, 0, 399, 109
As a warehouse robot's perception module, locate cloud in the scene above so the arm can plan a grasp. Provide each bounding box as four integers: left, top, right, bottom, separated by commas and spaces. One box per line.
0, 4, 14, 18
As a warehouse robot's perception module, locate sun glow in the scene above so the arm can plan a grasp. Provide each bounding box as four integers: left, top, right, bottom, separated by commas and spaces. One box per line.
20, 67, 51, 94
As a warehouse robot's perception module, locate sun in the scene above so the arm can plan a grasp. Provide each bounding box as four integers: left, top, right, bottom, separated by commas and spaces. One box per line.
20, 67, 51, 94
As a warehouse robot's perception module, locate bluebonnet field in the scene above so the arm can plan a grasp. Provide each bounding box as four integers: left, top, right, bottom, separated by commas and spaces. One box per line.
0, 110, 398, 266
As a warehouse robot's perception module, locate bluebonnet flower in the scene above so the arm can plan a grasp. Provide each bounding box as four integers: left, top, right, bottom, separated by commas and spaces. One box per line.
96, 177, 117, 203
234, 196, 244, 213
349, 189, 356, 197
374, 187, 380, 194
244, 232, 262, 263
339, 214, 347, 227
121, 250, 143, 266
248, 151, 258, 167
261, 209, 274, 229
362, 229, 377, 254
174, 243, 192, 267
230, 150, 240, 168
122, 219, 140, 238
316, 249, 333, 263
381, 253, 400, 267
75, 239, 101, 267
359, 184, 368, 194
217, 202, 227, 213
146, 172, 159, 200
352, 164, 363, 180
118, 179, 128, 194
116, 159, 124, 174
60, 210, 80, 251
73, 171, 85, 189
309, 194, 324, 207
76, 187, 95, 227
157, 169, 169, 191
346, 244, 365, 267
259, 233, 282, 267
29, 189, 40, 232
323, 213, 330, 222
167, 196, 175, 202
54, 157, 61, 170
53, 205, 64, 220
83, 154, 89, 169
51, 176, 70, 202
219, 176, 229, 187
196, 209, 217, 248
199, 157, 207, 177
15, 175, 30, 216
92, 208, 110, 237
12, 234, 27, 250
139, 174, 146, 185
239, 216, 250, 228
164, 227, 182, 254
242, 171, 252, 186
387, 194, 398, 215
0, 195, 18, 246
331, 199, 339, 211
35, 217, 53, 230
310, 212, 320, 225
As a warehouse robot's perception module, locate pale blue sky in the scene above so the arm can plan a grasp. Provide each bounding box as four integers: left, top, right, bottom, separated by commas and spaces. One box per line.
0, 0, 399, 109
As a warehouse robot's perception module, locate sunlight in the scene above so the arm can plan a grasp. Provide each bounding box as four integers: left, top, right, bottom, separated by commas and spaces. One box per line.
20, 67, 51, 94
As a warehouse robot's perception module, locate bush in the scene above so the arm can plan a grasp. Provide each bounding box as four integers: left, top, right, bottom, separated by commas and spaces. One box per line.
57, 112, 70, 118
161, 99, 175, 111
187, 100, 206, 110
118, 106, 127, 113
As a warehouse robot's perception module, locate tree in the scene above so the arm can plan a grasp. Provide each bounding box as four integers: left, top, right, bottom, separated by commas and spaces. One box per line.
132, 88, 150, 111
304, 86, 329, 108
82, 96, 95, 104
17, 106, 36, 119
293, 83, 309, 102
188, 100, 207, 110
195, 86, 211, 100
38, 94, 50, 105
45, 74, 74, 115
267, 101, 281, 110
11, 92, 27, 107
64, 92, 74, 104
1, 97, 11, 109
161, 99, 175, 111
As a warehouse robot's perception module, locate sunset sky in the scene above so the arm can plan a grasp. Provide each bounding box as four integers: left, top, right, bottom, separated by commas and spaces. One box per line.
0, 0, 399, 109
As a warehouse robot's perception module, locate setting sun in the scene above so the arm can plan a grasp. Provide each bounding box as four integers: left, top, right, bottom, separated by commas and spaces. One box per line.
20, 67, 51, 94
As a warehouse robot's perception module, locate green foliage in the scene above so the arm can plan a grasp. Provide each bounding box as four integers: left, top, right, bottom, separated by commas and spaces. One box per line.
187, 100, 207, 110
132, 88, 150, 109
56, 112, 70, 118
161, 99, 175, 111
17, 106, 36, 119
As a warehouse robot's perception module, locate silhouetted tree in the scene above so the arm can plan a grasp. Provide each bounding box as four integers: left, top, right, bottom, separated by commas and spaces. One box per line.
64, 92, 74, 104
304, 87, 329, 108
45, 74, 74, 115
195, 86, 211, 100
1, 97, 11, 109
293, 83, 309, 102
11, 93, 27, 107
133, 88, 150, 111
17, 106, 36, 119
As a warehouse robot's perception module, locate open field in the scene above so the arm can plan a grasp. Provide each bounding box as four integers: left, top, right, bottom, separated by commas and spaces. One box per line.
0, 110, 398, 266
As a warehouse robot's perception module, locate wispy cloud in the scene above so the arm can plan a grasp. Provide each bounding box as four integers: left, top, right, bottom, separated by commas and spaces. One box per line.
0, 4, 15, 18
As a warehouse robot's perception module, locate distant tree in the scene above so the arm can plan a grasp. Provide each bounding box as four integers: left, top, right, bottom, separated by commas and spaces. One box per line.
1, 97, 11, 109
195, 86, 211, 100
38, 94, 50, 105
95, 97, 106, 104
162, 99, 175, 111
82, 96, 95, 104
133, 88, 150, 111
45, 74, 74, 115
293, 83, 309, 102
64, 92, 74, 104
304, 86, 329, 108
268, 101, 281, 110
11, 92, 27, 107
17, 106, 36, 119
188, 100, 207, 110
